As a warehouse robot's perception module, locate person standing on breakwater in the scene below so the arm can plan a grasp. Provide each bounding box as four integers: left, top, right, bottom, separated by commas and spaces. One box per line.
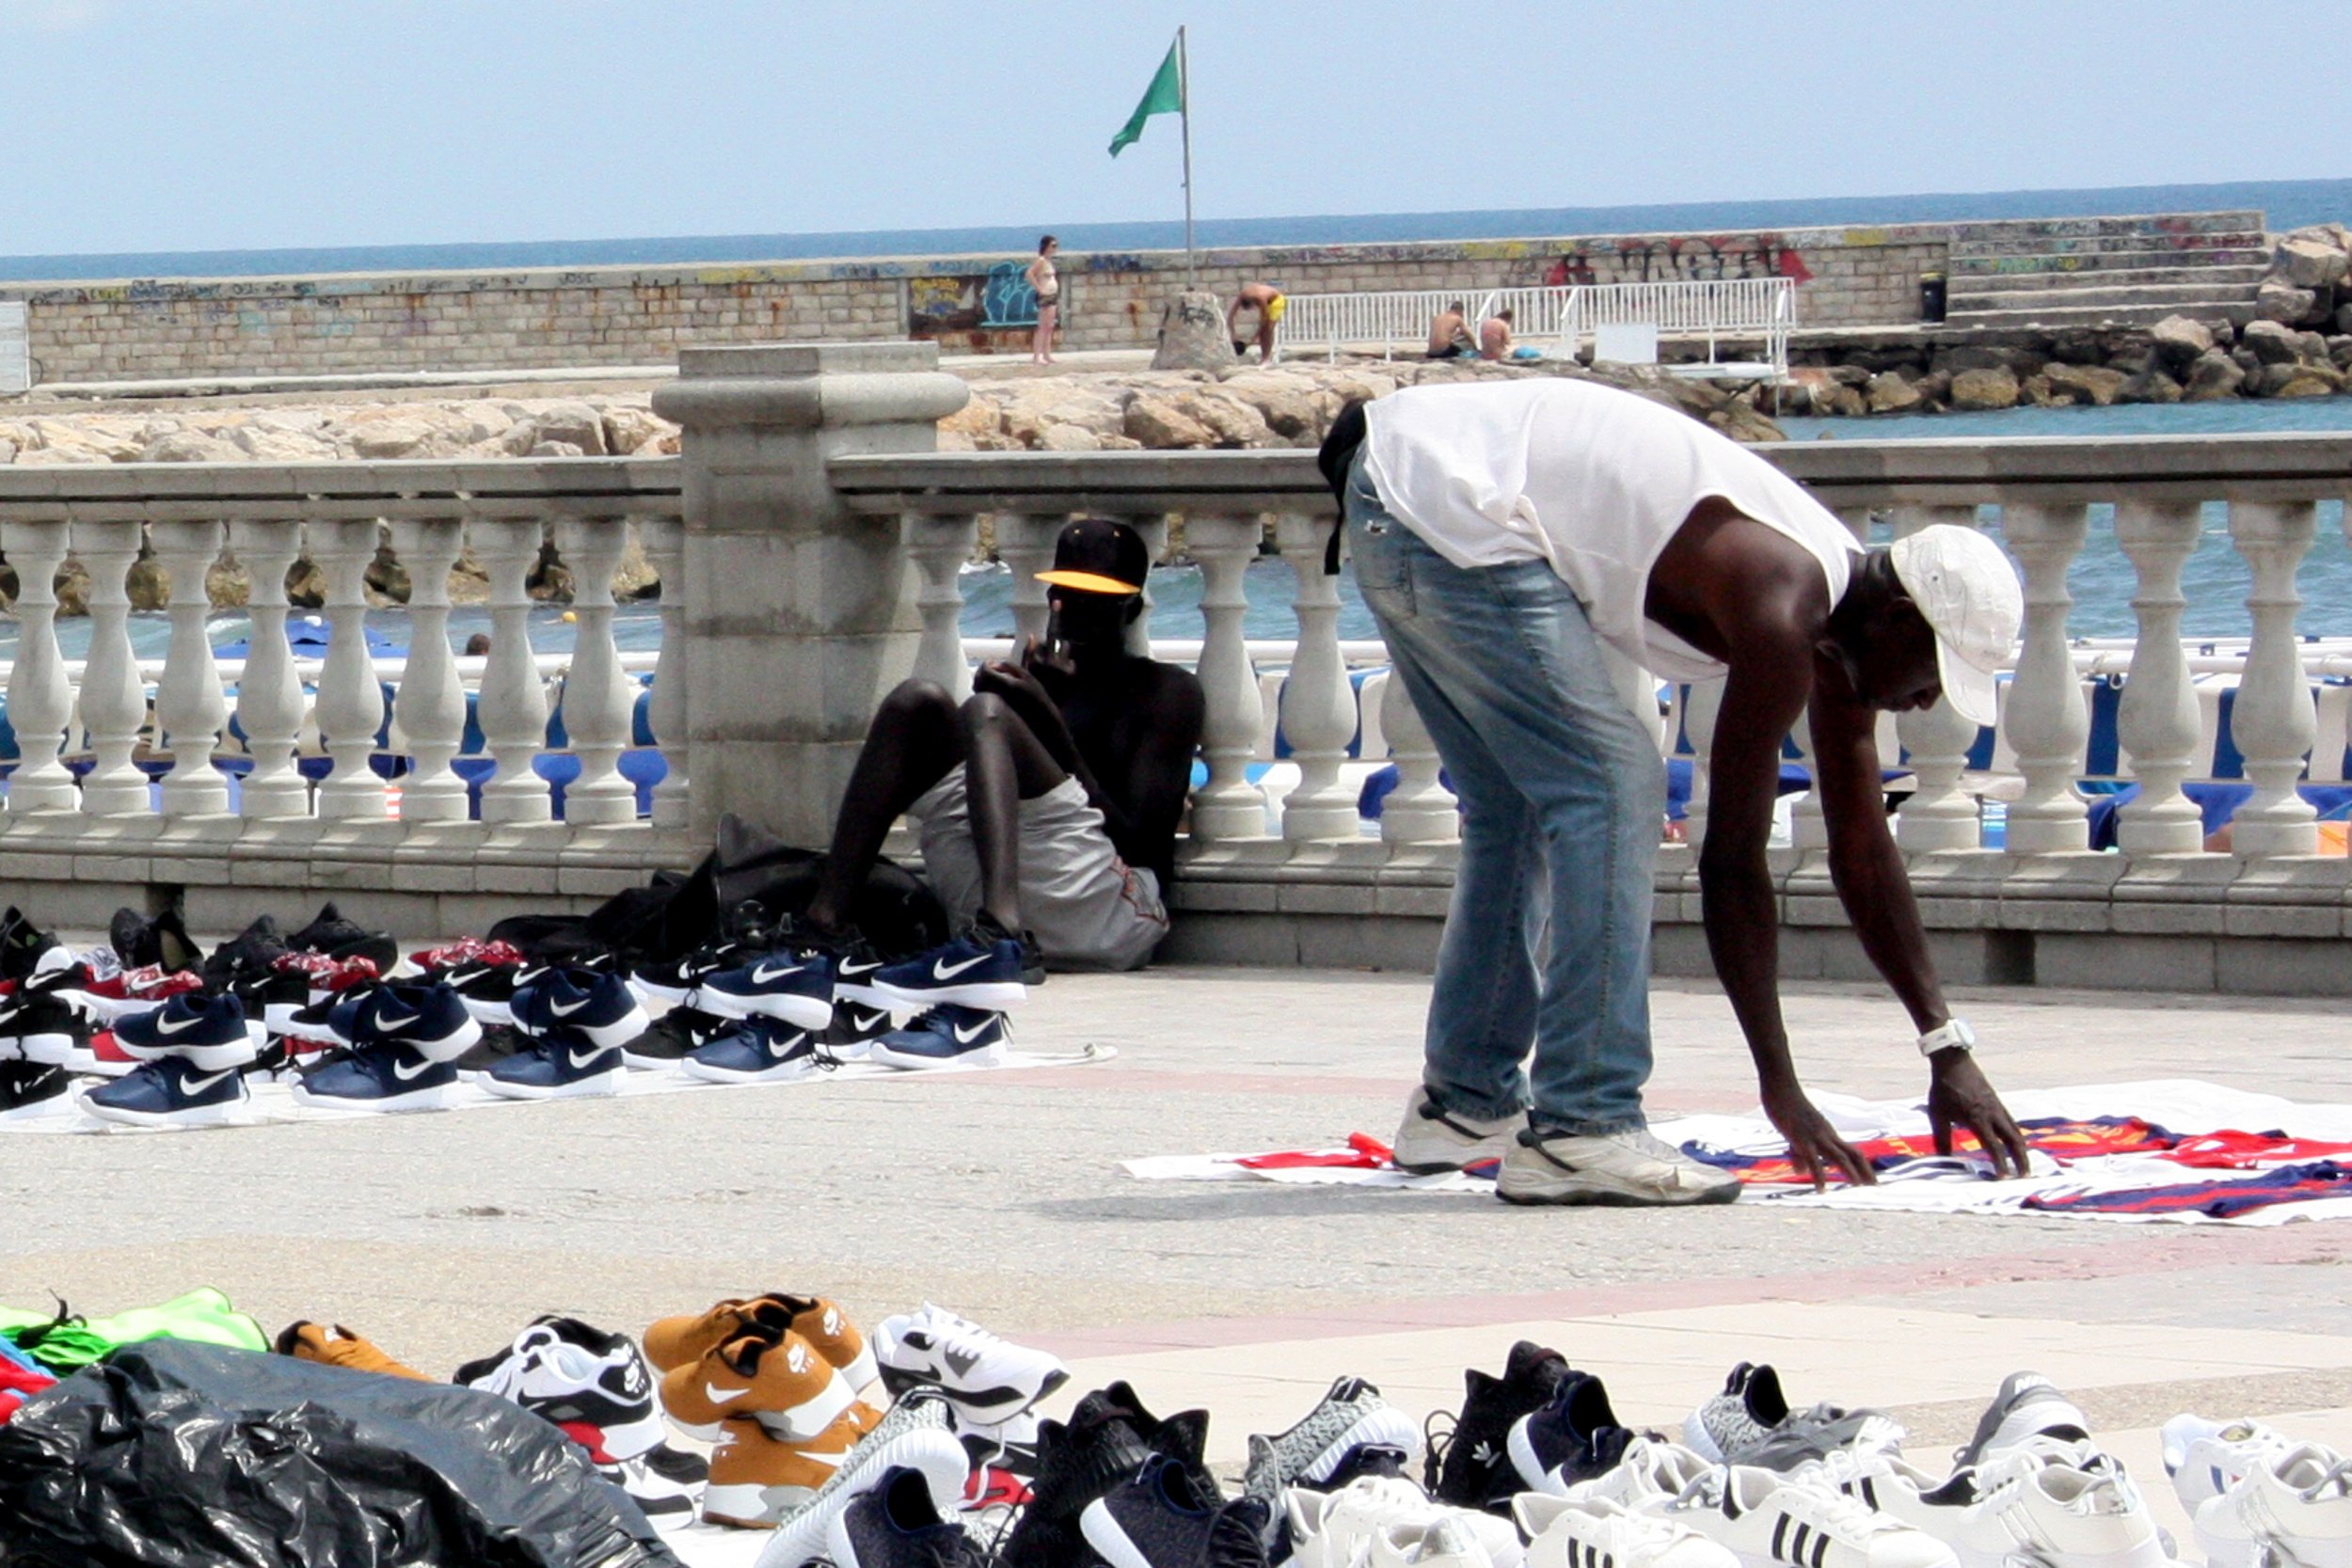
1318, 378, 2033, 1206
1227, 282, 1285, 363
1026, 236, 1060, 365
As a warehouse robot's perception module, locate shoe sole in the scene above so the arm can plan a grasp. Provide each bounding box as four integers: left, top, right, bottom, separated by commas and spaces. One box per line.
477, 1066, 623, 1101
696, 990, 834, 1030
623, 1050, 693, 1071
0, 1090, 71, 1122
290, 1079, 461, 1114
77, 1085, 248, 1128
64, 1051, 135, 1077
114, 1023, 268, 1071
870, 979, 1027, 1011
11, 1032, 79, 1067
679, 1053, 826, 1085
1495, 1180, 1740, 1207
868, 1039, 1007, 1071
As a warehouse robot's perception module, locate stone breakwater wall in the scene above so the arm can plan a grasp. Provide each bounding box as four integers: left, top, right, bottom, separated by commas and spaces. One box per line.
0, 222, 1975, 383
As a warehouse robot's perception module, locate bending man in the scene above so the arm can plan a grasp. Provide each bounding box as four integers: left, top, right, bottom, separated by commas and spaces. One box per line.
1327, 378, 2029, 1205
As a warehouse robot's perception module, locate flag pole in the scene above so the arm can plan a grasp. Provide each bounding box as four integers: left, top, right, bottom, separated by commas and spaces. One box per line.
1178, 24, 1195, 288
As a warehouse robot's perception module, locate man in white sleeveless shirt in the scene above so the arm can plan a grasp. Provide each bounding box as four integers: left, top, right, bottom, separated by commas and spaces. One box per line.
1334, 378, 2029, 1205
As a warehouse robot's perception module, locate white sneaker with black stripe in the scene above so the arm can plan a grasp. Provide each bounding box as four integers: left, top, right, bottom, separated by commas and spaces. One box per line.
1519, 1494, 1740, 1568
1667, 1465, 1959, 1568
1391, 1087, 1523, 1174
1945, 1439, 2171, 1568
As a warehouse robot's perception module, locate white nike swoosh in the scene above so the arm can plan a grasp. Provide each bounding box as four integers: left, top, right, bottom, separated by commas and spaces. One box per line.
181, 1068, 237, 1095
566, 1046, 611, 1070
373, 1012, 419, 1035
549, 995, 594, 1017
838, 958, 881, 976
705, 1381, 750, 1405
797, 1446, 852, 1470
155, 1011, 208, 1035
930, 953, 993, 981
952, 1020, 995, 1045
391, 1055, 439, 1082
750, 962, 806, 985
766, 1031, 812, 1058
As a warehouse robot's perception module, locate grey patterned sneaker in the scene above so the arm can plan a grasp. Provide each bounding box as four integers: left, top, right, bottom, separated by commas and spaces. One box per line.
1684, 1363, 1905, 1470
1496, 1127, 1740, 1207
1391, 1087, 1524, 1174
1242, 1377, 1422, 1501
755, 1390, 971, 1568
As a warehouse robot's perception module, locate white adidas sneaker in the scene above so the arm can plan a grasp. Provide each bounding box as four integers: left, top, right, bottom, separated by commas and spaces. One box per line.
1565, 1437, 1724, 1513
2196, 1444, 2352, 1568
1372, 1515, 1498, 1568
1287, 1476, 1523, 1568
1519, 1492, 1741, 1568
1946, 1440, 2171, 1568
2162, 1416, 2296, 1512
1793, 1449, 1971, 1544
1668, 1465, 1960, 1568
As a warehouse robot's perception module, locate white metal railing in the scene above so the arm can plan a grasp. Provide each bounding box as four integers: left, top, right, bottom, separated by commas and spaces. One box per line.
1275, 277, 1794, 381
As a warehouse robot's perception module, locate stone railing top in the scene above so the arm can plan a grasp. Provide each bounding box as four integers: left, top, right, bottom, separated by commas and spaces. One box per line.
0, 456, 681, 521
832, 431, 2352, 515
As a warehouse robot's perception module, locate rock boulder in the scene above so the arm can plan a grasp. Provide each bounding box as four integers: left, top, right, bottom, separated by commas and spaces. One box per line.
2149, 315, 2216, 370
1948, 366, 2022, 411
2042, 362, 2129, 407
2240, 320, 2301, 365
2183, 351, 2247, 401
1151, 292, 1232, 372
1124, 394, 1216, 448
2275, 236, 2350, 291
2117, 367, 2184, 405
1866, 371, 1925, 413
2256, 279, 2319, 325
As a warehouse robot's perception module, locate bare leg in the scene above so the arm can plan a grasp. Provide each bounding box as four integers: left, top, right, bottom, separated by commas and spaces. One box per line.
958, 691, 1068, 934
1258, 320, 1277, 363
805, 681, 964, 935
1033, 304, 1057, 364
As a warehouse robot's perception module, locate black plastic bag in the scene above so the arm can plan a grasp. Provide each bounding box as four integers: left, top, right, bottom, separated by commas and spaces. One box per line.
0, 1340, 678, 1568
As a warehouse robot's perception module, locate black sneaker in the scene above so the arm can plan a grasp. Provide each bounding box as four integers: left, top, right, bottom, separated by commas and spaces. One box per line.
1426, 1339, 1574, 1509
999, 1383, 1217, 1568
0, 971, 90, 1068
0, 1059, 67, 1120
1503, 1370, 1632, 1497
615, 1006, 728, 1069
832, 1464, 975, 1568
1082, 1454, 1223, 1568
287, 900, 400, 971
453, 1315, 667, 1463
108, 906, 199, 973
201, 914, 290, 992
0, 909, 61, 986
453, 1022, 526, 1076
824, 1000, 897, 1057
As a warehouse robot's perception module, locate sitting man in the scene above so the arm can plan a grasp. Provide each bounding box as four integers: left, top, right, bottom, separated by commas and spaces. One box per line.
799, 518, 1204, 1059
1427, 302, 1472, 359
1478, 308, 1515, 361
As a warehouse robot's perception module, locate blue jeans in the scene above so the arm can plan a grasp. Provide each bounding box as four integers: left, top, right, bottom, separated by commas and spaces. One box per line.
1346, 454, 1661, 1133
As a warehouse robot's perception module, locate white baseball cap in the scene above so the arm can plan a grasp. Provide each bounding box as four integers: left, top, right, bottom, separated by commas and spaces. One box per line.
1883, 524, 2022, 728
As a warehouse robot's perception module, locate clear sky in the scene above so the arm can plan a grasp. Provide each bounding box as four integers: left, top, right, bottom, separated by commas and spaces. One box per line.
1, 0, 2340, 256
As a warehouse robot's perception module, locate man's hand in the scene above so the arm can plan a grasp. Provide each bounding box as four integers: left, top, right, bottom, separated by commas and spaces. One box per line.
1759, 1080, 1876, 1191
1926, 1049, 2033, 1177
1018, 630, 1076, 690
974, 648, 1074, 758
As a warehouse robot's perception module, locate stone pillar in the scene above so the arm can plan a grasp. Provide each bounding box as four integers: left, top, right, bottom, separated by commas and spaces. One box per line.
652, 342, 969, 847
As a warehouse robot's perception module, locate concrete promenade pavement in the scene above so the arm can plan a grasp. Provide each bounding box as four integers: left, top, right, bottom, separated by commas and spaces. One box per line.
7, 966, 2350, 1544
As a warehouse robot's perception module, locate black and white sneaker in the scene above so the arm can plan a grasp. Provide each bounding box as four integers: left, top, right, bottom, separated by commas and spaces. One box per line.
508, 967, 647, 1050
824, 1000, 898, 1060
617, 1005, 731, 1069
453, 1314, 669, 1463
80, 1053, 250, 1128
286, 900, 400, 971
998, 1384, 1218, 1568
0, 908, 64, 985
1685, 1363, 1905, 1471
1427, 1339, 1576, 1510
1242, 1377, 1421, 1501
480, 1028, 624, 1100
1082, 1453, 1254, 1568
1505, 1370, 1634, 1497
599, 1449, 703, 1523
875, 1303, 1070, 1421
684, 1019, 837, 1085
113, 992, 264, 1071
0, 974, 90, 1068
0, 1059, 68, 1121
829, 1463, 976, 1568
1950, 1372, 2090, 1469
698, 949, 838, 1031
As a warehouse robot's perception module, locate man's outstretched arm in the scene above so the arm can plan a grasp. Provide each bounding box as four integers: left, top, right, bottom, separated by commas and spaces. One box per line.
1807, 681, 2032, 1176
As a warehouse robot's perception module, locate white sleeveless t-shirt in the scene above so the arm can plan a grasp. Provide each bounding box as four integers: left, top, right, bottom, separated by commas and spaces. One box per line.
1361, 379, 1857, 681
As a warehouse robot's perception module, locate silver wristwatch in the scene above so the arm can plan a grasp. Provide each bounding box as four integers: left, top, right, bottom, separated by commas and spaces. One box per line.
1918, 1018, 1977, 1058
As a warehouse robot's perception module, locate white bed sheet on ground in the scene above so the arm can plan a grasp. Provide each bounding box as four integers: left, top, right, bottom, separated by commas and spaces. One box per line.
0, 1046, 1114, 1135
1121, 1080, 2352, 1225
658, 1518, 769, 1568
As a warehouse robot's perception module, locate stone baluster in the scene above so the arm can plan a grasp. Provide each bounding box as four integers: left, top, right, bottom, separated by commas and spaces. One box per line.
1788, 506, 1874, 851
1274, 513, 1359, 841
993, 513, 1059, 652
470, 516, 553, 824
388, 517, 469, 821
73, 520, 151, 816
2227, 499, 2319, 856
905, 513, 978, 699
1122, 516, 1170, 659
2112, 499, 2208, 853
229, 520, 310, 818
1891, 504, 1990, 850
1679, 677, 1727, 850
637, 515, 690, 830
1, 521, 76, 813
306, 519, 389, 819
1997, 503, 2091, 854
149, 519, 230, 816
1377, 668, 1459, 846
555, 517, 637, 825
1184, 514, 1269, 841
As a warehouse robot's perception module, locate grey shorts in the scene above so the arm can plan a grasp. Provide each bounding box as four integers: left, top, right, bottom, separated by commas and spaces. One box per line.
908, 767, 1169, 971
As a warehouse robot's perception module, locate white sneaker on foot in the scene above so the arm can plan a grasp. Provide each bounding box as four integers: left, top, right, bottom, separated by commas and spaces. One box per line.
1391, 1087, 1523, 1174
1499, 1127, 1741, 1207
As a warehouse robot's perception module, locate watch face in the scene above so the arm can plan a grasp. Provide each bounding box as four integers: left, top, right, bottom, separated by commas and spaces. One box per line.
1949, 1019, 1977, 1048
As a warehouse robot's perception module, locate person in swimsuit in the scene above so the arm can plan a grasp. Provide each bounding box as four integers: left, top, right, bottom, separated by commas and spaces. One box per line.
1427, 302, 1471, 359
1227, 281, 1285, 363
1026, 235, 1060, 365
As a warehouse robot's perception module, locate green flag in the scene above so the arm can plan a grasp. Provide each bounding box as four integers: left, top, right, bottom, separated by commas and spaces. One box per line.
1108, 38, 1183, 156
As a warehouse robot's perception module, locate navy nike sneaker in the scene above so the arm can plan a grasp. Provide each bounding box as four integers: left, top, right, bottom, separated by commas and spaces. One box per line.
113, 992, 262, 1070
336, 981, 480, 1063
81, 1053, 251, 1128
508, 967, 647, 1049
291, 1040, 461, 1113
480, 1026, 624, 1100
695, 948, 836, 1030
869, 916, 1032, 1011
869, 1006, 1009, 1071
682, 1018, 837, 1085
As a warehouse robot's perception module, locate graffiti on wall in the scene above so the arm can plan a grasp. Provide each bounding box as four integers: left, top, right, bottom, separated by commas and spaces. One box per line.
908, 262, 1040, 336
1522, 233, 1815, 289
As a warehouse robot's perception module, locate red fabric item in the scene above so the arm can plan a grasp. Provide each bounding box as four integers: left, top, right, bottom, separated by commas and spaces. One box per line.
0, 1355, 57, 1426
2160, 1130, 2352, 1169
1236, 1132, 1396, 1171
